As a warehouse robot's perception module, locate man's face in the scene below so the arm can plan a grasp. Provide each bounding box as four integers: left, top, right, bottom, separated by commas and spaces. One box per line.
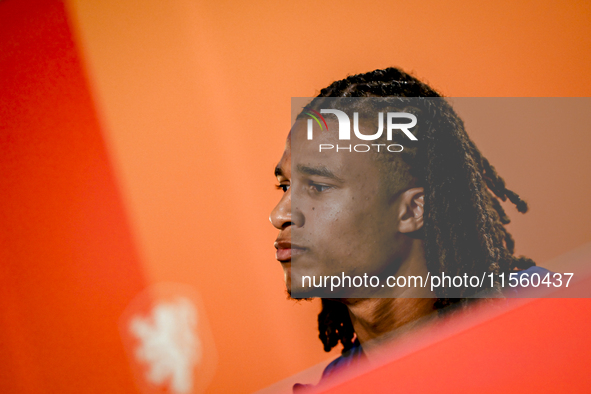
270, 119, 412, 297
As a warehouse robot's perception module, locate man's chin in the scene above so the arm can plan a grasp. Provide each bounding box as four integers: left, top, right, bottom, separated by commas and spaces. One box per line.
284, 265, 311, 299
285, 277, 314, 300
285, 281, 320, 300
284, 268, 334, 299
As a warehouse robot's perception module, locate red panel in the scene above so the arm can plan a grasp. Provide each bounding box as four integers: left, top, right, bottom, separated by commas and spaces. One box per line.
318, 295, 591, 393
0, 0, 147, 392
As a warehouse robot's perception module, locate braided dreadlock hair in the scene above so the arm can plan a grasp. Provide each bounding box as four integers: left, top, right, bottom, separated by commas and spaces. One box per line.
308, 68, 536, 353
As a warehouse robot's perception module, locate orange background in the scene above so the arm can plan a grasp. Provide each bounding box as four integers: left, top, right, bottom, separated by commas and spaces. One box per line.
1, 0, 590, 392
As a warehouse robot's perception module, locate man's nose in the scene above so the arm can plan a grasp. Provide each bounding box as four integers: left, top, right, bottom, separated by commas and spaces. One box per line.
270, 191, 291, 230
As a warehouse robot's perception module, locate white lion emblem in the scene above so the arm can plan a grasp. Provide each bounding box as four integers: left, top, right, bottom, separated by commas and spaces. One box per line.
129, 298, 201, 394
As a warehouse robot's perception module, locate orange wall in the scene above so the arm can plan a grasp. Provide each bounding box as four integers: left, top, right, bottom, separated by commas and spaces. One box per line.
0, 1, 147, 392
2, 0, 591, 392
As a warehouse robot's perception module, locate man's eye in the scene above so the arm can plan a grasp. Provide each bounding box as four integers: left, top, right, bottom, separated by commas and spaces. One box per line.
275, 184, 290, 193
310, 183, 331, 193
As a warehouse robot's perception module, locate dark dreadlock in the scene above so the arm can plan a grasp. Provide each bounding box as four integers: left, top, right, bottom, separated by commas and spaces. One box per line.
307, 68, 536, 353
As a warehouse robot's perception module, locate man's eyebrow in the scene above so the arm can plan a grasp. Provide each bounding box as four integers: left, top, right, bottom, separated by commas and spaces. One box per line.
274, 166, 284, 178
296, 164, 344, 182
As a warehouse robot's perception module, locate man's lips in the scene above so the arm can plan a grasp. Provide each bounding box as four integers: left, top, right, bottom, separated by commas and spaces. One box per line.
274, 240, 306, 262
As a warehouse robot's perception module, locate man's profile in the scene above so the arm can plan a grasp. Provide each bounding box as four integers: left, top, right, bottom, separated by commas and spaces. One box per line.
270, 68, 542, 384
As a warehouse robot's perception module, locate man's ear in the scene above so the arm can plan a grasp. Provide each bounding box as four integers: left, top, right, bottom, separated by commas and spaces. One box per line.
397, 187, 424, 233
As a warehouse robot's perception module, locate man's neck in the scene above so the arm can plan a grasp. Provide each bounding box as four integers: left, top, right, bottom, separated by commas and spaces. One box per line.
345, 297, 436, 346
342, 240, 436, 346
